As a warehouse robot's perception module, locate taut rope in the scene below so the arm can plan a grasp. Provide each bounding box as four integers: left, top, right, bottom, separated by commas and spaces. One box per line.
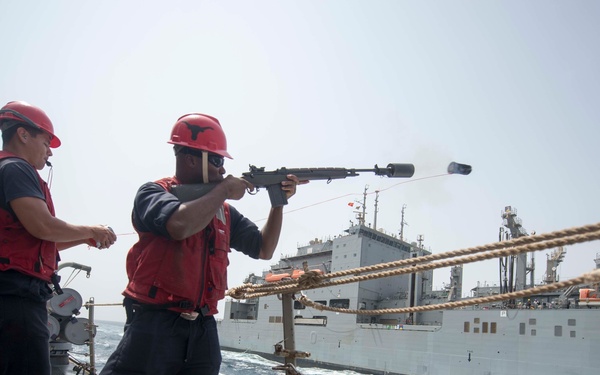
227, 222, 600, 313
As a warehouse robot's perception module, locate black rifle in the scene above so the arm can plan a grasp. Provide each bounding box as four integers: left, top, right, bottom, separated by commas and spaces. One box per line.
171, 163, 415, 207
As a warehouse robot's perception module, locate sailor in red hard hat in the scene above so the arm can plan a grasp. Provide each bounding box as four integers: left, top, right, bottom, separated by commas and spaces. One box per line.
0, 100, 117, 375
101, 112, 305, 375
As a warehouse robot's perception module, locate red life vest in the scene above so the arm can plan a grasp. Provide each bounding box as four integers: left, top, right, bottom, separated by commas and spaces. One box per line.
0, 151, 58, 282
123, 177, 231, 315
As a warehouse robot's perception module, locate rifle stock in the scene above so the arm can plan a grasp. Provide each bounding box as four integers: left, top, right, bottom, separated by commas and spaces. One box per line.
171, 163, 415, 207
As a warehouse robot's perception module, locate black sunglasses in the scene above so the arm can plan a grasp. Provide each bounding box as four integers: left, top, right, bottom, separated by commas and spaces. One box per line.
177, 147, 224, 168
206, 154, 225, 168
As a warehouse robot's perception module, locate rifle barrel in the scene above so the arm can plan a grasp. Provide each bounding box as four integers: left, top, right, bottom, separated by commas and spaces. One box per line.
353, 163, 415, 178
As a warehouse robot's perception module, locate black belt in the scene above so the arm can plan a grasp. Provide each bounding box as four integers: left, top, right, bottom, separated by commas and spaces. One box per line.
124, 297, 210, 319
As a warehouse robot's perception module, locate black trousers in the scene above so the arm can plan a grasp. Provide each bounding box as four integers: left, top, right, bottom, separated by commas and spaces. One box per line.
100, 308, 221, 375
0, 295, 51, 375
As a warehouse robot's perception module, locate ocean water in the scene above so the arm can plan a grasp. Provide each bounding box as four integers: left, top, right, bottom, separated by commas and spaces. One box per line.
66, 320, 369, 375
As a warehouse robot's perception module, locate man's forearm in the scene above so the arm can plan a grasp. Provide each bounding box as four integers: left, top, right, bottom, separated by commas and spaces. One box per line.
259, 206, 283, 260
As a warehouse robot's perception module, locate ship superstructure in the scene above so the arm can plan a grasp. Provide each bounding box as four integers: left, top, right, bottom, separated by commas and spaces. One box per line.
218, 208, 600, 375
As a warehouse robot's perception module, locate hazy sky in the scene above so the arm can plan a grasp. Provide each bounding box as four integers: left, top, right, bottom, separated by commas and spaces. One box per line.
2, 1, 598, 322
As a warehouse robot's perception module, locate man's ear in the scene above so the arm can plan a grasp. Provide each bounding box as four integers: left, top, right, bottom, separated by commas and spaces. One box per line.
185, 153, 198, 168
18, 128, 29, 142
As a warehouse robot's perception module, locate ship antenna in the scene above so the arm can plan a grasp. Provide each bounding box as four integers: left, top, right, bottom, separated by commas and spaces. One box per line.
354, 185, 369, 226
373, 190, 380, 231
399, 204, 408, 241
361, 185, 368, 226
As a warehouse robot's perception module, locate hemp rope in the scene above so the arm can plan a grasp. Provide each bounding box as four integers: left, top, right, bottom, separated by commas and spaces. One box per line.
297, 269, 600, 315
226, 222, 600, 311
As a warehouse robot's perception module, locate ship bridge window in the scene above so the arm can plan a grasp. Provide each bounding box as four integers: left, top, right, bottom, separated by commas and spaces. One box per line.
330, 299, 350, 308
293, 301, 306, 310
315, 300, 327, 306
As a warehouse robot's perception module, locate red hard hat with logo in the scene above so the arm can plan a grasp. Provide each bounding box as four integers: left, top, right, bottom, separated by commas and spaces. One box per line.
168, 113, 232, 158
0, 101, 61, 148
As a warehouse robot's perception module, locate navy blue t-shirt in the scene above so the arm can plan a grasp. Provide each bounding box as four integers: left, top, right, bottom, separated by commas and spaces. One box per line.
132, 182, 262, 259
0, 157, 45, 215
0, 157, 53, 301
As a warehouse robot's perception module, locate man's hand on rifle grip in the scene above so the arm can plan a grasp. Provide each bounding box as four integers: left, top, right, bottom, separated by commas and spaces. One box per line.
281, 174, 309, 200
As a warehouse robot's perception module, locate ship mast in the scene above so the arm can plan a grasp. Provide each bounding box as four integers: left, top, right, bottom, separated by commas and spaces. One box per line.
373, 190, 379, 230
355, 185, 369, 226
417, 234, 424, 249
500, 206, 532, 296
399, 204, 407, 241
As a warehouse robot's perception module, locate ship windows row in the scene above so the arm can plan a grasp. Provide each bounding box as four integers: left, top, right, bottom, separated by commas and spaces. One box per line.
266, 298, 351, 326
518, 321, 577, 337
292, 299, 350, 309
464, 318, 578, 337
463, 321, 497, 334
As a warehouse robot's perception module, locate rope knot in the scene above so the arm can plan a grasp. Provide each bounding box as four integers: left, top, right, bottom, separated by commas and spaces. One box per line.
297, 270, 323, 289
226, 284, 250, 300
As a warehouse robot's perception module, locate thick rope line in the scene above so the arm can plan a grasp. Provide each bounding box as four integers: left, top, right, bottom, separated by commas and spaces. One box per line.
88, 225, 600, 315
227, 224, 600, 300
298, 269, 600, 315
232, 222, 600, 295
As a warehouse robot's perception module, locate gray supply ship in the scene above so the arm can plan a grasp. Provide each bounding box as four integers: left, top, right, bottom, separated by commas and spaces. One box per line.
218, 206, 600, 375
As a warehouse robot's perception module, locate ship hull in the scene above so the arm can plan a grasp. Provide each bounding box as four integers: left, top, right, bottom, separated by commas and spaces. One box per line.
219, 306, 600, 375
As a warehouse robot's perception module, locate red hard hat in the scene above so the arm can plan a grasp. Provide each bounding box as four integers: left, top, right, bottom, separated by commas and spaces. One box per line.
0, 101, 61, 148
167, 113, 232, 158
